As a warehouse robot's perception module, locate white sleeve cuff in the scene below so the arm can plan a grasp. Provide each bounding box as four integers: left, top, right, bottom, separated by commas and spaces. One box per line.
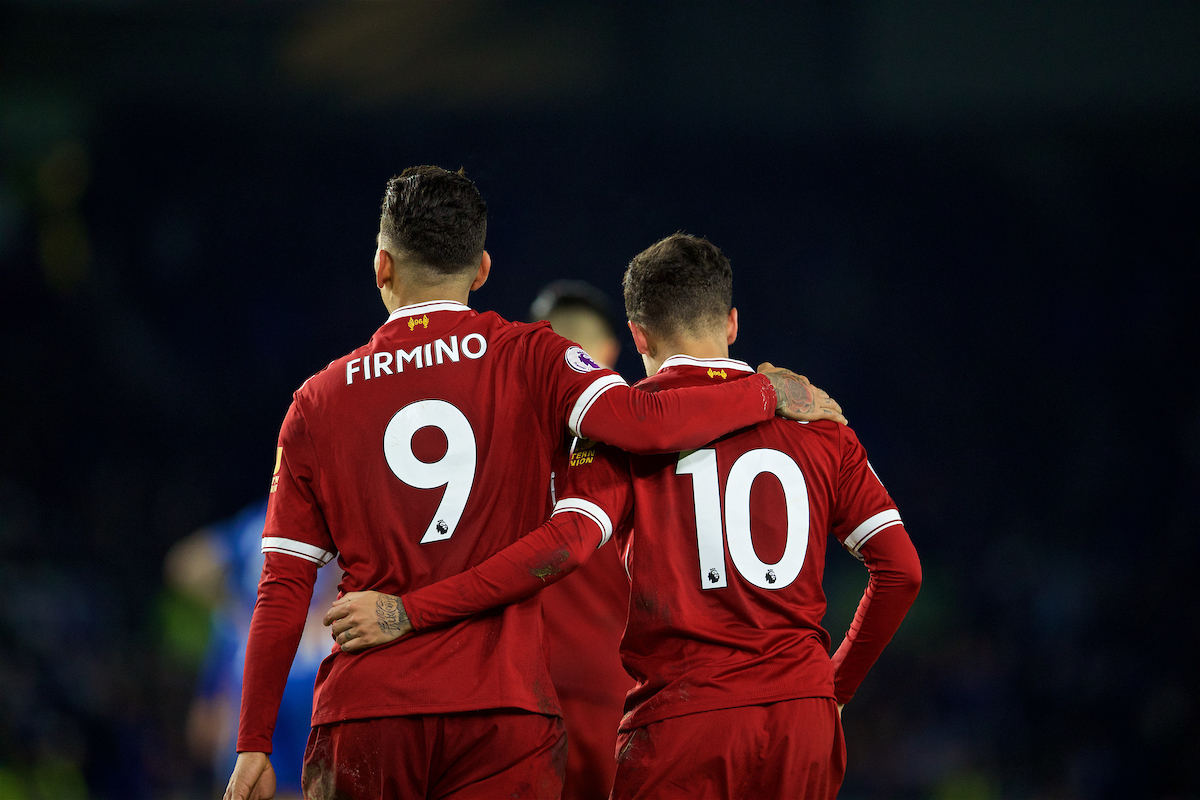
551, 498, 615, 547
842, 509, 903, 559
262, 537, 337, 565
567, 374, 627, 438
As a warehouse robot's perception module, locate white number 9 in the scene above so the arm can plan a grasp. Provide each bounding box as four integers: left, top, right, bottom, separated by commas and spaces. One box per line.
383, 399, 477, 543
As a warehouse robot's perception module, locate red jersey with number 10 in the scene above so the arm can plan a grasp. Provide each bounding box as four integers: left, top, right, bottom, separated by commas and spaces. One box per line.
265, 301, 628, 724
562, 356, 903, 732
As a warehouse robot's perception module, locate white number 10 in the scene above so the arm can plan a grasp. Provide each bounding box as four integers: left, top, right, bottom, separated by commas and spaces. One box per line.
383, 399, 477, 543
677, 448, 810, 590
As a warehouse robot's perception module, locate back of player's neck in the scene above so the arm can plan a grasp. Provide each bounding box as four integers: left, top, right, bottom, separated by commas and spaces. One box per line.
387, 284, 472, 312
649, 339, 730, 371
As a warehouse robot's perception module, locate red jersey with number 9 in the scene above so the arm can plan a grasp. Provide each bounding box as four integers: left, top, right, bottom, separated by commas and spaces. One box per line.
561, 356, 903, 731
265, 301, 627, 724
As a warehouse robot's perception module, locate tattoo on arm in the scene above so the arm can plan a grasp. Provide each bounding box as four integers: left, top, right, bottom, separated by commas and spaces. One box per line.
376, 594, 410, 637
773, 373, 817, 416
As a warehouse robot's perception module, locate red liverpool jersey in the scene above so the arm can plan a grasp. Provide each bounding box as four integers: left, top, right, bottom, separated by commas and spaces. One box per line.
241, 302, 787, 751
266, 300, 631, 724
564, 356, 903, 731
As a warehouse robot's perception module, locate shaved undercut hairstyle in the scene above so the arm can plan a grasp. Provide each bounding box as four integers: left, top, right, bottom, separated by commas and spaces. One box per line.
379, 165, 488, 275
623, 233, 733, 340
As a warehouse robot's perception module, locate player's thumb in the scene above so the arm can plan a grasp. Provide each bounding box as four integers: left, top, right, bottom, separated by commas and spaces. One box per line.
250, 768, 277, 800
225, 773, 252, 800
230, 769, 275, 800
225, 757, 274, 800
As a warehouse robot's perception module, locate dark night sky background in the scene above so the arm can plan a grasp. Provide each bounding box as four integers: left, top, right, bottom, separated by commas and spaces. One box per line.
1, 3, 1198, 799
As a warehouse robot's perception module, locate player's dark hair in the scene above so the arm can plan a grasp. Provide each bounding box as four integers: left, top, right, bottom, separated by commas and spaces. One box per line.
529, 279, 617, 336
379, 165, 487, 275
623, 233, 732, 339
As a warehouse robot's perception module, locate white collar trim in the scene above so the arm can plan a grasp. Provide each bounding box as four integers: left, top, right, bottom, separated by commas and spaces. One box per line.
386, 300, 472, 324
657, 355, 754, 374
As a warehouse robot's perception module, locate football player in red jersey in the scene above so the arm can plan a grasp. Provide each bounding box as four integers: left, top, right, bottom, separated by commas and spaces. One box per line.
224, 169, 845, 800
335, 232, 921, 800
529, 281, 634, 800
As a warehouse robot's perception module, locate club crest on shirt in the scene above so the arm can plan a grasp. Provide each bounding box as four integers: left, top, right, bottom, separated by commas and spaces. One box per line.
271, 447, 282, 493
408, 314, 430, 331
707, 368, 727, 380
565, 346, 602, 373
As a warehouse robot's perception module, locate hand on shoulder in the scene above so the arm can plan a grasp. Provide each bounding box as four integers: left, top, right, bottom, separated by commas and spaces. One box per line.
757, 363, 847, 425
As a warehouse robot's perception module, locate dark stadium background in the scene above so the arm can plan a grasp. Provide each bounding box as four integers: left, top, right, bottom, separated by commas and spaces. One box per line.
1, 3, 1197, 798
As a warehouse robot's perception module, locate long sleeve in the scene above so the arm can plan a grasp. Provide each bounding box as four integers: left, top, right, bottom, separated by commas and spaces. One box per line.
831, 525, 922, 704
580, 375, 776, 454
235, 552, 318, 753
402, 511, 606, 630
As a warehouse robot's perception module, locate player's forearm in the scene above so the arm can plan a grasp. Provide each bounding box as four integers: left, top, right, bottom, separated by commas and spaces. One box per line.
235, 553, 316, 753
581, 377, 776, 454
402, 512, 603, 630
831, 527, 921, 705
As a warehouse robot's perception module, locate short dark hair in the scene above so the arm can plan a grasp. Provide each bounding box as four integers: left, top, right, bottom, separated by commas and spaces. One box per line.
529, 279, 617, 335
379, 165, 487, 275
623, 233, 732, 339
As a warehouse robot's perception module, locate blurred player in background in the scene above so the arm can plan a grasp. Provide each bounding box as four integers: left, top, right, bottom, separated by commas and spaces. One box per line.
165, 500, 338, 800
529, 280, 632, 800
226, 166, 844, 800
529, 280, 620, 374
344, 233, 921, 799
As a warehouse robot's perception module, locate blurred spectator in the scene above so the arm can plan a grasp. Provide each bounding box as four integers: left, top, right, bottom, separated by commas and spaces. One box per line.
165, 500, 339, 799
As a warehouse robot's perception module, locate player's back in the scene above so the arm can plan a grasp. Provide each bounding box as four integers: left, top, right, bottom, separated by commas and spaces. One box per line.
268, 300, 619, 725
614, 356, 900, 731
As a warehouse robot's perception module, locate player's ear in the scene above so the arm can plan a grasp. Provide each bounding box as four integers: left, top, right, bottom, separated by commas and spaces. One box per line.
469, 251, 491, 292
726, 308, 739, 346
628, 321, 652, 356
375, 248, 393, 290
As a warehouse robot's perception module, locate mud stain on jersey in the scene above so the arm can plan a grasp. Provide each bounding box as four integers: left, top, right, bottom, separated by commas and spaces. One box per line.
632, 591, 673, 625
616, 728, 650, 765
301, 760, 337, 800
301, 732, 368, 800
532, 678, 558, 715
300, 732, 334, 799
302, 761, 366, 800
542, 723, 568, 796
530, 548, 571, 581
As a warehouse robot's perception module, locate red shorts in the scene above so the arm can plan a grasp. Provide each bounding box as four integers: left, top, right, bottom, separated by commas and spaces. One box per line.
558, 692, 624, 800
611, 698, 845, 800
301, 711, 567, 800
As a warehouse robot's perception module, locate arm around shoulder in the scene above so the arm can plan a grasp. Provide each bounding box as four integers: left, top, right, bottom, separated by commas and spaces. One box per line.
579, 377, 775, 454
579, 369, 845, 455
